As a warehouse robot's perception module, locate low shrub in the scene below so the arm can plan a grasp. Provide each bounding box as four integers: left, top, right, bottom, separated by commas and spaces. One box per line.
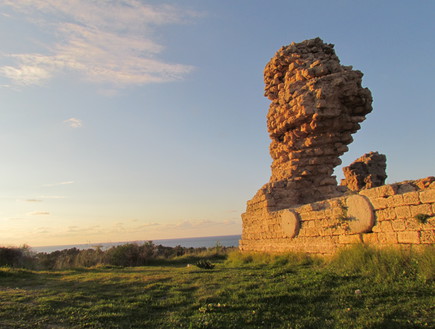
195, 260, 215, 269
0, 245, 35, 268
0, 242, 233, 270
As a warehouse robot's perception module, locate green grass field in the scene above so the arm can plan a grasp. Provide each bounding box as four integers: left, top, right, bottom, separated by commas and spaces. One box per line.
0, 246, 434, 329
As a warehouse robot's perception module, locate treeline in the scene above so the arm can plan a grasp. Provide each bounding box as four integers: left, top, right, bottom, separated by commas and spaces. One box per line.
0, 242, 230, 270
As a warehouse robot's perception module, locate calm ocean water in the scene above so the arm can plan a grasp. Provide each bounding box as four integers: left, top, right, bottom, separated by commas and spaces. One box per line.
32, 234, 241, 253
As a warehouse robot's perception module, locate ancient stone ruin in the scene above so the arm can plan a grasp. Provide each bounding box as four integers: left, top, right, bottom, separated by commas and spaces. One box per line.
240, 38, 434, 254
340, 151, 387, 191
262, 37, 372, 209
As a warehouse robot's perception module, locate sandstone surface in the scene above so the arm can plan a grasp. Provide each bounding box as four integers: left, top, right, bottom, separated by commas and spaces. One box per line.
341, 152, 387, 191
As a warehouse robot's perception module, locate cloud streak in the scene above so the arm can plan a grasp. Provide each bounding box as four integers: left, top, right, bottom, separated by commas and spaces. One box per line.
0, 0, 198, 88
43, 181, 74, 187
64, 118, 82, 128
27, 211, 50, 216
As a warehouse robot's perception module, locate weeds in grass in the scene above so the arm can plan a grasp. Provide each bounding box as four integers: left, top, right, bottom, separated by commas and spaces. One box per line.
414, 213, 431, 224
225, 250, 322, 268
0, 245, 434, 328
328, 244, 435, 282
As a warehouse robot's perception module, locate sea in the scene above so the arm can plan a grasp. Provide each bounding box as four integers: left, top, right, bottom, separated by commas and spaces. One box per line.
32, 234, 241, 253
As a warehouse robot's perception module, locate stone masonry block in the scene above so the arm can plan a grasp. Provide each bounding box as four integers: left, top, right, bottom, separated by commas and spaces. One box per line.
405, 219, 425, 231
295, 204, 313, 213
320, 217, 337, 228
391, 220, 406, 231
321, 227, 335, 237
422, 217, 435, 228
387, 195, 404, 207
378, 220, 394, 232
372, 224, 381, 233
299, 227, 320, 237
397, 231, 420, 244
377, 232, 398, 244
359, 188, 379, 199
395, 206, 411, 219
420, 231, 435, 244
370, 197, 389, 210
375, 208, 396, 221
299, 211, 317, 221
360, 185, 398, 198
373, 185, 398, 197
410, 204, 433, 217
306, 220, 316, 228
338, 234, 362, 244
420, 189, 435, 203
362, 232, 378, 244
402, 192, 421, 206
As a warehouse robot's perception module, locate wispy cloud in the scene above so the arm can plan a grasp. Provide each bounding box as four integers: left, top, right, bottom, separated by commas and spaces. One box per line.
43, 181, 74, 187
25, 199, 42, 202
67, 225, 101, 234
39, 195, 66, 199
0, 0, 198, 88
64, 118, 82, 128
0, 63, 51, 86
27, 211, 50, 216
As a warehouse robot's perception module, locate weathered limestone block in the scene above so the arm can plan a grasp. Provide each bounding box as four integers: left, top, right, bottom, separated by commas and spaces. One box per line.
338, 234, 362, 244
420, 189, 435, 203
377, 232, 398, 244
377, 221, 394, 232
416, 176, 435, 189
391, 220, 407, 231
420, 231, 435, 244
395, 206, 412, 218
340, 152, 387, 191
402, 192, 421, 206
369, 197, 389, 210
410, 204, 433, 217
397, 231, 420, 244
390, 195, 405, 206
362, 232, 379, 244
360, 184, 398, 198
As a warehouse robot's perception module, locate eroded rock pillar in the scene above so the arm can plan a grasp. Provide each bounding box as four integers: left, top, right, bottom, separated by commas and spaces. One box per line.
260, 37, 372, 209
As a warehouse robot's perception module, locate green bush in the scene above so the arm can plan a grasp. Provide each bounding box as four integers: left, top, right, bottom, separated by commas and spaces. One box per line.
8, 242, 232, 270
0, 246, 35, 268
195, 259, 215, 269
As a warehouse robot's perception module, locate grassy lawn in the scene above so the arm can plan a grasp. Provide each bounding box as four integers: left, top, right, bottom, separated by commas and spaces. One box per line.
0, 255, 433, 329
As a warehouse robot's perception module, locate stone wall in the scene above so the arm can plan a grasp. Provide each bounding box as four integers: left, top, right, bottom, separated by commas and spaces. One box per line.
240, 38, 434, 254
240, 179, 435, 255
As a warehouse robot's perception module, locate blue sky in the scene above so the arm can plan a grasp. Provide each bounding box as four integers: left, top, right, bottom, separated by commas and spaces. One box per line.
0, 0, 434, 247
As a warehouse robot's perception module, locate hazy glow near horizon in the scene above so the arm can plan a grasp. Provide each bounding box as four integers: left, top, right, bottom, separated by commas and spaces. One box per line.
1, 0, 434, 247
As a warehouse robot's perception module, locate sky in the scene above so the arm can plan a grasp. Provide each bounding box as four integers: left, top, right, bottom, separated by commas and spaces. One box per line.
0, 0, 434, 247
